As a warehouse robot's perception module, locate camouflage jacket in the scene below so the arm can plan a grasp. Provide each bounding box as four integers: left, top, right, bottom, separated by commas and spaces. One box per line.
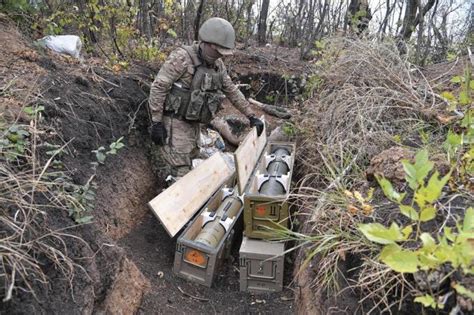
149, 42, 253, 123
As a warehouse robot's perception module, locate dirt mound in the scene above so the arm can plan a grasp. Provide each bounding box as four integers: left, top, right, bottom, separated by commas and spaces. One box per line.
1, 17, 151, 314
229, 45, 310, 104
366, 146, 415, 185
0, 14, 46, 121
95, 257, 150, 314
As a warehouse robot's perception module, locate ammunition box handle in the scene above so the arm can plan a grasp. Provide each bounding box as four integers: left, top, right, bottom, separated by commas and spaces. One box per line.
246, 261, 277, 280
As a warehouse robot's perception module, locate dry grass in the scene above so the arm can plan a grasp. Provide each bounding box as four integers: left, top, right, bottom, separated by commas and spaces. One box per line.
291, 38, 448, 313
297, 38, 446, 181
0, 91, 88, 302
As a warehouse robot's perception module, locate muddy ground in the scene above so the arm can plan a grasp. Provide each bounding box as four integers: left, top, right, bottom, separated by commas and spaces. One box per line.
1, 16, 303, 314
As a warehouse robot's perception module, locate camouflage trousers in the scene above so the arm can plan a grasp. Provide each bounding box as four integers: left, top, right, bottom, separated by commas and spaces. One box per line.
151, 116, 200, 178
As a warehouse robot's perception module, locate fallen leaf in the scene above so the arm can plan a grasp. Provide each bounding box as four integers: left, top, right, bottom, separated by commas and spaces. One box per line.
347, 204, 359, 214
362, 204, 374, 215
344, 190, 353, 198
436, 114, 457, 124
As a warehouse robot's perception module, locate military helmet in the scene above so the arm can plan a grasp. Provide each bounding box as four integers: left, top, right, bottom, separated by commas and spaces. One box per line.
198, 17, 235, 52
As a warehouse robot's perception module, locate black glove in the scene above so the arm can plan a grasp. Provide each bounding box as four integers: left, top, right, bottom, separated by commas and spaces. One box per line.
249, 116, 264, 136
151, 122, 167, 145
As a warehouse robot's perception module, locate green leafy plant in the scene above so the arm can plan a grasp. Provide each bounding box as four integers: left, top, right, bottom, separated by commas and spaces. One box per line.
440, 68, 472, 111
92, 136, 125, 165
0, 0, 35, 15
24, 105, 45, 117
265, 93, 276, 103
303, 74, 323, 99
0, 124, 30, 162
414, 294, 445, 309
358, 149, 474, 310
349, 9, 370, 32
55, 174, 96, 224
442, 69, 473, 194
282, 122, 297, 137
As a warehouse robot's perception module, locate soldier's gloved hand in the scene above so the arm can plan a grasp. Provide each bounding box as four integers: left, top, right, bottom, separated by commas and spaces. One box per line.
249, 116, 264, 136
151, 122, 167, 145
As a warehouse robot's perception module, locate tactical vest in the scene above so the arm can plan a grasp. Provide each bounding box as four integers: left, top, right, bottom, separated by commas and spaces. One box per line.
164, 45, 225, 124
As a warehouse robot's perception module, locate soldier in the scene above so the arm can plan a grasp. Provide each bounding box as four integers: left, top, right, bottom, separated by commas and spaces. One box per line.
149, 17, 264, 179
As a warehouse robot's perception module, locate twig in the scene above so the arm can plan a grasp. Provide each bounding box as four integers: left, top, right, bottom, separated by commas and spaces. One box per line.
89, 67, 120, 88
236, 83, 251, 89
469, 47, 474, 68
177, 286, 209, 302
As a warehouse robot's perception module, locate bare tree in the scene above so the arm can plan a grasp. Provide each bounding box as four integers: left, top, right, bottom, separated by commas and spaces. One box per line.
244, 0, 255, 48
398, 0, 437, 41
257, 0, 270, 44
378, 0, 396, 36
137, 0, 151, 40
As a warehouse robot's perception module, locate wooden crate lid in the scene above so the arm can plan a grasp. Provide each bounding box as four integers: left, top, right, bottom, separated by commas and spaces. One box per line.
234, 117, 267, 195
148, 152, 234, 237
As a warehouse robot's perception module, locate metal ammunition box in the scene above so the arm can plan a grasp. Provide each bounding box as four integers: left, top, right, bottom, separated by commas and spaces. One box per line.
173, 186, 243, 287
239, 237, 285, 293
243, 142, 295, 239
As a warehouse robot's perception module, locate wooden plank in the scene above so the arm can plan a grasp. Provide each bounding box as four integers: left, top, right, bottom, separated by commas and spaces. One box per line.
234, 117, 267, 195
148, 152, 234, 237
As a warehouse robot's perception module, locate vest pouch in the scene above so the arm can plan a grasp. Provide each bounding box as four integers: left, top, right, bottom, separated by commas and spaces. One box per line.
164, 93, 181, 113
200, 92, 224, 124
185, 90, 205, 121
165, 84, 191, 114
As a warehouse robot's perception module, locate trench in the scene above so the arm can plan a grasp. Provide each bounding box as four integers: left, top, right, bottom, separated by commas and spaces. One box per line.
108, 72, 302, 314
239, 72, 304, 105
0, 22, 307, 314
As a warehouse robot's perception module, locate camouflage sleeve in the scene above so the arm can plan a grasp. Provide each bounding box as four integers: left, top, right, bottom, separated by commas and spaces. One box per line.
149, 48, 189, 123
219, 60, 254, 118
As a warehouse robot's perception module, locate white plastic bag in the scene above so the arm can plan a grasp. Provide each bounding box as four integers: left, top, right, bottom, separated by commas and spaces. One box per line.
37, 35, 82, 59
198, 128, 225, 159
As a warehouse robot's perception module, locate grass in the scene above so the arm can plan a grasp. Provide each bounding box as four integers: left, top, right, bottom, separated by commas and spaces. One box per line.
287, 37, 472, 313
0, 83, 89, 302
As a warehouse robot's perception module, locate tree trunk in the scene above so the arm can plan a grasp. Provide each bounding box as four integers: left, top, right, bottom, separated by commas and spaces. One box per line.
257, 0, 270, 45
415, 0, 425, 65
138, 0, 151, 40
194, 0, 205, 41
244, 0, 254, 48
469, 2, 474, 41
399, 0, 436, 41
75, 0, 97, 45
378, 0, 393, 36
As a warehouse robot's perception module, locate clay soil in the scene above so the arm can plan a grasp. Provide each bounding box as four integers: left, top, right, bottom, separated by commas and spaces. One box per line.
1, 17, 300, 314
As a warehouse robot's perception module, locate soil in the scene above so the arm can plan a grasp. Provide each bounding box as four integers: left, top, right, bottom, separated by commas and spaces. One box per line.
1, 17, 301, 314
228, 45, 310, 104
120, 212, 294, 314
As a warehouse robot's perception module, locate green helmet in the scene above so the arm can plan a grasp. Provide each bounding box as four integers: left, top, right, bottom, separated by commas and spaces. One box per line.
198, 17, 235, 49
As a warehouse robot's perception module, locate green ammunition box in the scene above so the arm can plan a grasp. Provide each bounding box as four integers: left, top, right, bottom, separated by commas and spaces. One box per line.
243, 142, 295, 239
173, 185, 243, 287
239, 236, 285, 293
